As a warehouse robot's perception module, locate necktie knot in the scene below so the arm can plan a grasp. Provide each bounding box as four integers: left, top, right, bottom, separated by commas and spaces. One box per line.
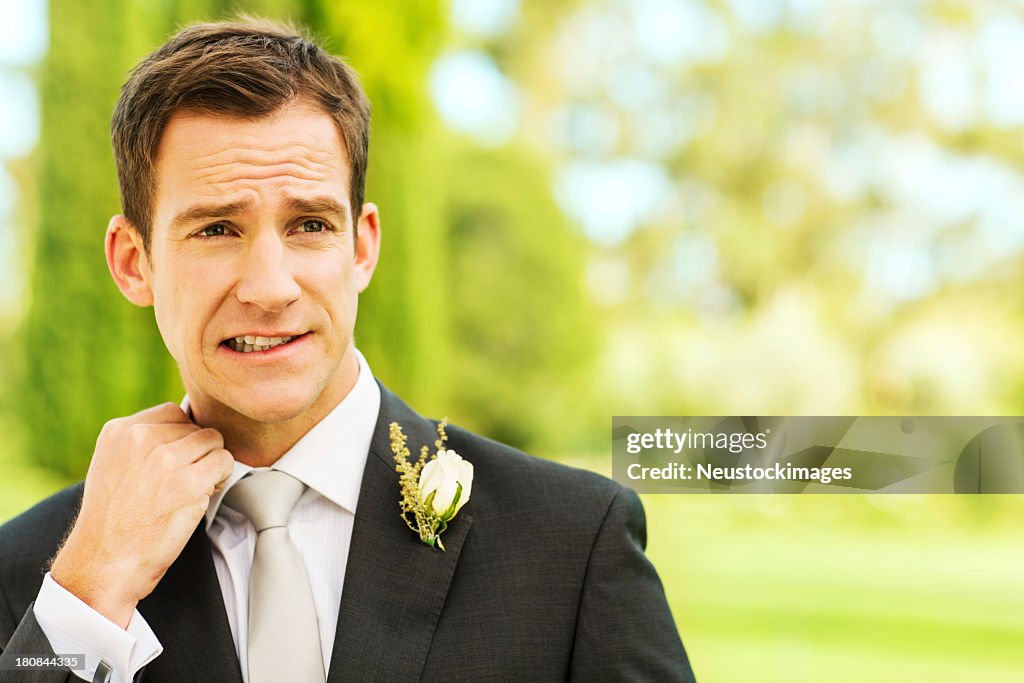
223, 470, 306, 532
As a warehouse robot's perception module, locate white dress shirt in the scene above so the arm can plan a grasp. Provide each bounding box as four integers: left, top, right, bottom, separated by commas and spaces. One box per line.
33, 350, 381, 683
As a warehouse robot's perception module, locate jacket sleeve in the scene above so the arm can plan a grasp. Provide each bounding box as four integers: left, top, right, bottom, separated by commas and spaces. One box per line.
0, 602, 76, 683
569, 486, 697, 682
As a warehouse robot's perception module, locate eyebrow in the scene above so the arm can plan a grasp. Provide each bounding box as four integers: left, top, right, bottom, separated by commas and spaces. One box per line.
169, 195, 349, 231
170, 199, 255, 230
283, 196, 349, 224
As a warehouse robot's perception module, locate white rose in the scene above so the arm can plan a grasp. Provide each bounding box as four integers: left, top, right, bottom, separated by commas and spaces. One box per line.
419, 449, 474, 520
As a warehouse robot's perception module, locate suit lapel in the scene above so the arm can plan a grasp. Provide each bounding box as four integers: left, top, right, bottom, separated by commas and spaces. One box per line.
327, 384, 473, 682
138, 524, 243, 683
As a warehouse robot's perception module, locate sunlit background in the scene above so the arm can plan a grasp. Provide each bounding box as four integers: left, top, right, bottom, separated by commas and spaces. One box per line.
1, 1, 1023, 681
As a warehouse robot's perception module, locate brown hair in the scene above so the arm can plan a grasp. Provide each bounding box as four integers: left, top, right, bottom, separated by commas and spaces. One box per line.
111, 17, 371, 252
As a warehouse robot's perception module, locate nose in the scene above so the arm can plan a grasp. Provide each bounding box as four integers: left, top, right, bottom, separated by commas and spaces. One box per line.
235, 231, 301, 312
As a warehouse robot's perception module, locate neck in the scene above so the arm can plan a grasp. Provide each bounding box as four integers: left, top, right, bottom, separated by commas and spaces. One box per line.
188, 351, 360, 468
214, 420, 321, 469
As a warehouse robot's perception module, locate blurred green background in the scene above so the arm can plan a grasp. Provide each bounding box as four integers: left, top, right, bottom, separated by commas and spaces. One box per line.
1, 0, 1024, 681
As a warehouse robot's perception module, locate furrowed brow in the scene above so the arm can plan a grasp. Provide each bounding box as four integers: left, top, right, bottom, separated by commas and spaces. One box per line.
170, 199, 256, 230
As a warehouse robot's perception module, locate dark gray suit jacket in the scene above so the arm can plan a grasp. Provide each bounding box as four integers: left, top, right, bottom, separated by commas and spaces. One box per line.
0, 384, 695, 681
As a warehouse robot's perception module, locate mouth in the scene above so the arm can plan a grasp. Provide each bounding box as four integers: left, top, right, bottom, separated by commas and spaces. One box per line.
221, 333, 307, 353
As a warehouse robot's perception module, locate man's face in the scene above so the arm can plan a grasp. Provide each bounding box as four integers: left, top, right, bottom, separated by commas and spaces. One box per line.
120, 101, 379, 425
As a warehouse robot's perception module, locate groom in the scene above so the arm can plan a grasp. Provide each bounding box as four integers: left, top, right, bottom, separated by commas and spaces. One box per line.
0, 18, 695, 683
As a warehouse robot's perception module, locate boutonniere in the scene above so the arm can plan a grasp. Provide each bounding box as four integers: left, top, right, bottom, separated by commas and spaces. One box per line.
391, 418, 473, 551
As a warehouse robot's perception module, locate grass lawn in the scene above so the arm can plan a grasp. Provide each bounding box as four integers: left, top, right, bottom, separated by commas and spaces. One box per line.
643, 494, 1024, 683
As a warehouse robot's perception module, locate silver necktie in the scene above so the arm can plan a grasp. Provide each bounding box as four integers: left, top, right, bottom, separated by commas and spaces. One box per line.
223, 470, 326, 683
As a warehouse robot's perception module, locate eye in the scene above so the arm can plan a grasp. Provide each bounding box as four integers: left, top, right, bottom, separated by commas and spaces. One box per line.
300, 219, 327, 233
197, 223, 228, 238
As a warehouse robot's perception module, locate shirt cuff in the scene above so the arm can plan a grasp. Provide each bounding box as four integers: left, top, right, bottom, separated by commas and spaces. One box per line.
33, 572, 163, 683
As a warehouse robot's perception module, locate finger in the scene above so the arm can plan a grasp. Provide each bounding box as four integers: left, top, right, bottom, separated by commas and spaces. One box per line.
168, 428, 226, 464
126, 423, 201, 454
194, 448, 235, 492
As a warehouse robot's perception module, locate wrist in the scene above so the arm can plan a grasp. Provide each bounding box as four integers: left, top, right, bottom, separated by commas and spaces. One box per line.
51, 536, 140, 629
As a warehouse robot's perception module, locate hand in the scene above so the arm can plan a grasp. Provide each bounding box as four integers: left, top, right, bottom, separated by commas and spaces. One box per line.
50, 403, 234, 628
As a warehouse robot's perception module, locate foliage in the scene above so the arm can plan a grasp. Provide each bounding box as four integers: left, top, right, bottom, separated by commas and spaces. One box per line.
16, 0, 182, 476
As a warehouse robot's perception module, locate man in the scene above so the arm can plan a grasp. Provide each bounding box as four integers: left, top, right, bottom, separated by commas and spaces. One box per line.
0, 18, 695, 683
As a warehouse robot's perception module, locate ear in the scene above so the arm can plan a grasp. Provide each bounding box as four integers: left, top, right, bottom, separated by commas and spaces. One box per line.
105, 214, 153, 306
353, 202, 381, 293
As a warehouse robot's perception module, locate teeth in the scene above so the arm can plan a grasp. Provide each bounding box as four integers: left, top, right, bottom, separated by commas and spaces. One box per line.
225, 335, 297, 353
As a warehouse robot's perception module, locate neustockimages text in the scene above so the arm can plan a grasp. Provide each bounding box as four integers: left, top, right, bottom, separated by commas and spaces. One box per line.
627, 461, 853, 484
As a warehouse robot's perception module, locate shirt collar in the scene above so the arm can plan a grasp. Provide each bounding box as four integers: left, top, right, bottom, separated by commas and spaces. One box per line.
183, 349, 381, 530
